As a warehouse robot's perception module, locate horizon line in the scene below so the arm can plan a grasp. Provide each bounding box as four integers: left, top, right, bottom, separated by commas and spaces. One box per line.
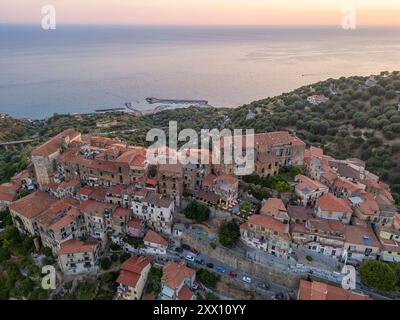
1, 22, 400, 28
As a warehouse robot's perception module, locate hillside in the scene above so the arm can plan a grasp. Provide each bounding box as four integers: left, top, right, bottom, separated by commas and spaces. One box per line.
0, 71, 399, 206
143, 71, 400, 206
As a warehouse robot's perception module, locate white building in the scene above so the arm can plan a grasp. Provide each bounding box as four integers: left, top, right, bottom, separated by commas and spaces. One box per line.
131, 189, 174, 235
57, 239, 101, 275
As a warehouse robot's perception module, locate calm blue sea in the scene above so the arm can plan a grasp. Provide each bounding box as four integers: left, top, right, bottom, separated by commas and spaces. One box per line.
0, 24, 400, 118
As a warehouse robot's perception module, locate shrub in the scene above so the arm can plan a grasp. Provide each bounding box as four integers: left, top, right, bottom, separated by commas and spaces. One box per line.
111, 253, 119, 262
209, 242, 217, 250
219, 220, 240, 247
184, 200, 210, 223
306, 255, 313, 262
196, 269, 218, 289
359, 260, 397, 293
100, 257, 112, 270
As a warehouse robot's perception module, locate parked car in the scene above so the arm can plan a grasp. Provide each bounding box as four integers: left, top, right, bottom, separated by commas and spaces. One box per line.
228, 271, 237, 278
185, 254, 195, 262
175, 247, 183, 253
216, 266, 226, 273
258, 282, 270, 290
195, 258, 205, 265
242, 276, 252, 284
206, 262, 214, 269
190, 247, 199, 255
182, 244, 191, 251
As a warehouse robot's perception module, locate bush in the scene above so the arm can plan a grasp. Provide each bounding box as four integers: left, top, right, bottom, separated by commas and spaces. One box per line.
219, 220, 240, 247
100, 257, 112, 270
209, 242, 217, 250
359, 260, 397, 293
306, 255, 313, 262
196, 269, 218, 289
124, 236, 144, 248
184, 200, 210, 223
119, 252, 130, 263
111, 253, 119, 262
146, 267, 163, 294
110, 243, 121, 251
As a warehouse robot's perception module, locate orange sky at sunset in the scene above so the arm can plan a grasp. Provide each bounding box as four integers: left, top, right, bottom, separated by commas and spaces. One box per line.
1, 0, 399, 26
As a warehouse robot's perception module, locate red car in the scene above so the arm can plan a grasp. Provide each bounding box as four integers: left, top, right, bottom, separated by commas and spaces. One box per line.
228, 271, 237, 278
190, 248, 199, 255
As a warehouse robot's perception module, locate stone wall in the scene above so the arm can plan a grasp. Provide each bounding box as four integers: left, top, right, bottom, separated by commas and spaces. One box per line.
181, 228, 301, 289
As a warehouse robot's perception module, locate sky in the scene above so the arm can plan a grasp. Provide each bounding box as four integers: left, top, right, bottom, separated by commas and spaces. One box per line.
1, 0, 400, 26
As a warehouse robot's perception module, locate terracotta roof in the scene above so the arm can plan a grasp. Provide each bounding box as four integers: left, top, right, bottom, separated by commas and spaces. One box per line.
162, 261, 195, 290
8, 191, 59, 219
116, 147, 147, 167
117, 256, 154, 289
287, 205, 313, 221
260, 198, 286, 215
247, 214, 289, 237
221, 131, 305, 149
35, 198, 79, 228
77, 157, 117, 173
146, 178, 158, 186
190, 189, 221, 206
307, 218, 346, 235
78, 200, 116, 217
59, 180, 80, 189
127, 218, 142, 229
316, 193, 352, 213
333, 178, 363, 193
32, 129, 79, 156
58, 239, 98, 255
10, 170, 30, 183
89, 188, 107, 202
345, 225, 381, 248
114, 207, 130, 218
158, 163, 183, 175
203, 174, 217, 187
309, 146, 324, 157
299, 280, 371, 300
49, 207, 80, 232
0, 182, 19, 202
106, 184, 125, 195
321, 171, 338, 183
177, 285, 195, 300
295, 175, 328, 193
120, 255, 153, 275
76, 186, 94, 197
143, 191, 173, 208
357, 197, 379, 216
216, 174, 238, 185
144, 230, 168, 246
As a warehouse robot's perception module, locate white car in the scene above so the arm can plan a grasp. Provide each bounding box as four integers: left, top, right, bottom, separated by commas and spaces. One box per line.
242, 276, 252, 284
185, 254, 195, 262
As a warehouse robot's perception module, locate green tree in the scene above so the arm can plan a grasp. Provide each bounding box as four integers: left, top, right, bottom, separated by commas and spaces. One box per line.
359, 260, 397, 293
196, 269, 218, 289
219, 220, 240, 247
184, 200, 210, 223
100, 257, 112, 270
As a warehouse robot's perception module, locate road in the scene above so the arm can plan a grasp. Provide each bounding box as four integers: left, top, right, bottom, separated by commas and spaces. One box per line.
167, 247, 294, 300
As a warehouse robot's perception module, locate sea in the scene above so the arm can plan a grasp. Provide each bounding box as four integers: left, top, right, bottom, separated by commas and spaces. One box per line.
0, 24, 400, 119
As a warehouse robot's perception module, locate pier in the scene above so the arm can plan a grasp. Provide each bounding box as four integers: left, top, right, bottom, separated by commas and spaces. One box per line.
145, 97, 209, 106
